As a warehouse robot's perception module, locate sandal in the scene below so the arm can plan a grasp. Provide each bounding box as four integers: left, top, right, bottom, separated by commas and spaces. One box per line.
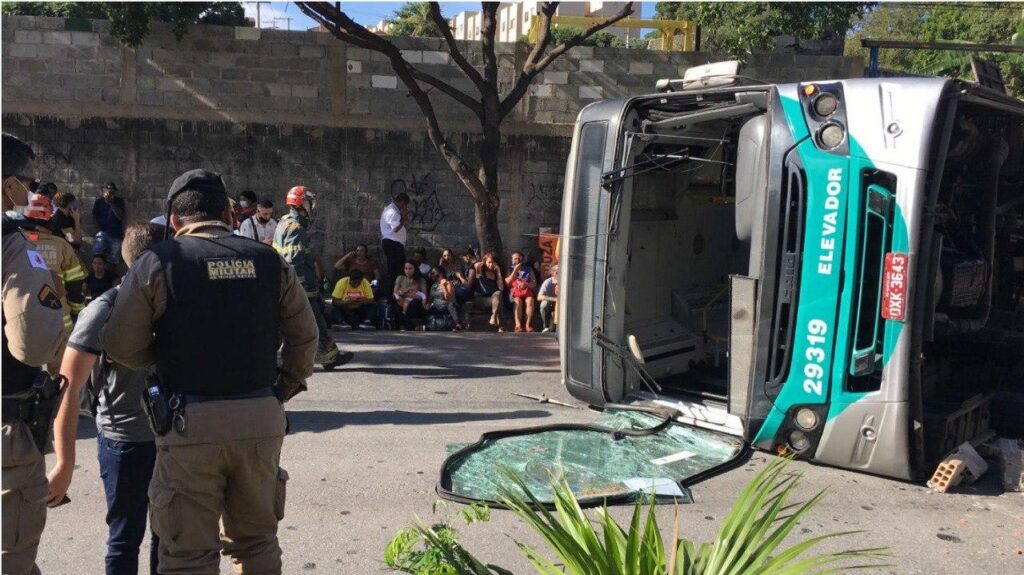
525, 326, 535, 333
514, 326, 523, 333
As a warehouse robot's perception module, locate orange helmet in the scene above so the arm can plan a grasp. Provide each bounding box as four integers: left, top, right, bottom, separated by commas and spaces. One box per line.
285, 186, 316, 212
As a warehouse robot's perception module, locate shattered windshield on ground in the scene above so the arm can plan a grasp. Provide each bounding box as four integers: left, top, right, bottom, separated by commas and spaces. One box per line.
438, 407, 746, 507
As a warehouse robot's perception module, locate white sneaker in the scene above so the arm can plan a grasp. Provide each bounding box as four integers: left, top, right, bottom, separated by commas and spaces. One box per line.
541, 327, 552, 333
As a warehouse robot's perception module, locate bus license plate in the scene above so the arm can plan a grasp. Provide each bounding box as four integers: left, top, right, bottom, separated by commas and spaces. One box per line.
881, 252, 908, 321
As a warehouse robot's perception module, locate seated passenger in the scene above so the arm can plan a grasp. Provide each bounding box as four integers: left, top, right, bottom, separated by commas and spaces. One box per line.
334, 243, 382, 294
538, 264, 558, 333
427, 266, 463, 331
84, 255, 118, 302
394, 261, 427, 331
330, 269, 375, 330
411, 247, 432, 277
472, 252, 505, 332
505, 251, 539, 333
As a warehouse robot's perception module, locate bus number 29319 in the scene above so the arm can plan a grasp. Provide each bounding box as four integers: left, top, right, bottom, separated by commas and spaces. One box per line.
803, 319, 829, 396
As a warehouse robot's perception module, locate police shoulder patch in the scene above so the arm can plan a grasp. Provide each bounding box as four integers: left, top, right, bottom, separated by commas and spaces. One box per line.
37, 284, 62, 309
205, 257, 257, 280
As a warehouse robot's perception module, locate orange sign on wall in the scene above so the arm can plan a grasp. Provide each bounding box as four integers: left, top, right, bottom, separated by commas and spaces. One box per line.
537, 233, 559, 276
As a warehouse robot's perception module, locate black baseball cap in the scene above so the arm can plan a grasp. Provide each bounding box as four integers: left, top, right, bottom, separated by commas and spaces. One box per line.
167, 169, 226, 202
2, 133, 35, 179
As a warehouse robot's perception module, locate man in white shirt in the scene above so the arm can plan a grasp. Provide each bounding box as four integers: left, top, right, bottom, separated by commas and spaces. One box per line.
379, 192, 410, 297
238, 199, 277, 244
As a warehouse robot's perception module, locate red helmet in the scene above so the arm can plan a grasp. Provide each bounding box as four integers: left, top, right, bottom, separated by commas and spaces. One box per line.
23, 192, 52, 221
285, 186, 316, 212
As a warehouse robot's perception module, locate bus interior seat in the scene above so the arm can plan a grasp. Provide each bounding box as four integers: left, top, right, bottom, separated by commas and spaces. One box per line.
735, 114, 769, 279
624, 316, 700, 378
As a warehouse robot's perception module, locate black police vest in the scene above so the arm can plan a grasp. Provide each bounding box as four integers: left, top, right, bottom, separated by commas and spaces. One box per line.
151, 234, 281, 396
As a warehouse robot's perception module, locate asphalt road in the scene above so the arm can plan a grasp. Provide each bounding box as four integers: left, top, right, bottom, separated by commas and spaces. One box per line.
40, 332, 1023, 574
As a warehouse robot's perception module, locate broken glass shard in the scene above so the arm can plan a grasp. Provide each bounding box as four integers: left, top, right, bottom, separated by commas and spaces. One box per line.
438, 407, 745, 507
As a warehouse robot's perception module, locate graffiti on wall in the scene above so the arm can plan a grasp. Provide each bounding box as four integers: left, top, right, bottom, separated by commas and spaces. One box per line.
390, 173, 446, 232
525, 181, 563, 212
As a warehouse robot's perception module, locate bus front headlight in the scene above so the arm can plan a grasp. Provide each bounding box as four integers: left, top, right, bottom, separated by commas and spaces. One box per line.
787, 430, 812, 453
795, 408, 819, 431
813, 93, 839, 117
818, 123, 845, 149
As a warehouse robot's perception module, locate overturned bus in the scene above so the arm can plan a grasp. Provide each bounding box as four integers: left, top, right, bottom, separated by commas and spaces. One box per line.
557, 67, 1024, 480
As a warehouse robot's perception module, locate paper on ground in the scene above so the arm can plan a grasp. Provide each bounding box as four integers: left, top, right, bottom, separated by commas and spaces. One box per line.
623, 477, 686, 497
651, 450, 696, 466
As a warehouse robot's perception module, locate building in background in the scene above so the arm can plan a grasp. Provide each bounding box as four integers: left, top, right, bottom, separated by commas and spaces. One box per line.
451, 1, 634, 43
367, 19, 393, 34
450, 10, 481, 41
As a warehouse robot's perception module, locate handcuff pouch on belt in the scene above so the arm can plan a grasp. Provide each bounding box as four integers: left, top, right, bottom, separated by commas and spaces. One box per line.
142, 375, 183, 436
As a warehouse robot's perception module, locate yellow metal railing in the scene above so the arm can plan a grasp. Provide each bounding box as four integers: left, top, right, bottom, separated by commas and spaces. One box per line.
528, 16, 696, 52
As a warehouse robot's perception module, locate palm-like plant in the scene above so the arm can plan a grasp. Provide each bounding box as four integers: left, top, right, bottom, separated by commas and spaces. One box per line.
498, 457, 889, 574
389, 2, 443, 37
386, 457, 890, 574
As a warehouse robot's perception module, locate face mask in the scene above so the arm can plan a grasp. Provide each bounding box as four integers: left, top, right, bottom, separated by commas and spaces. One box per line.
3, 177, 42, 219
239, 200, 251, 209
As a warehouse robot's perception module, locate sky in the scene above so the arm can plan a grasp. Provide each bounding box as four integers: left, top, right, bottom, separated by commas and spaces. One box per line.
243, 2, 653, 31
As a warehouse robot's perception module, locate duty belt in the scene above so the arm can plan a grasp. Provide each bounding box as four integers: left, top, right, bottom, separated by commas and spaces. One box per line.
183, 387, 274, 404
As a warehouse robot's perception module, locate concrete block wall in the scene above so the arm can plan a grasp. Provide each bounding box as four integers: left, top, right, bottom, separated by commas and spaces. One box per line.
2, 15, 862, 263
2, 112, 570, 266
2, 14, 863, 127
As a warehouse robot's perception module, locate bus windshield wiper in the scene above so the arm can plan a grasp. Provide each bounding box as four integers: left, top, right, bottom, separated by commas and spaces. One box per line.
602, 153, 731, 188
593, 329, 663, 396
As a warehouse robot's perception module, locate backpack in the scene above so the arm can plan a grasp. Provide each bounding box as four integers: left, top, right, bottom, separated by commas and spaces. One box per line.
427, 309, 455, 332
377, 301, 400, 330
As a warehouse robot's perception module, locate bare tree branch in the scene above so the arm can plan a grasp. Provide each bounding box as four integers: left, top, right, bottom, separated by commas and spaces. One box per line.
523, 3, 560, 75
479, 3, 500, 87
295, 2, 374, 50
296, 2, 481, 117
296, 1, 486, 196
499, 1, 635, 119
425, 2, 487, 93
410, 70, 482, 114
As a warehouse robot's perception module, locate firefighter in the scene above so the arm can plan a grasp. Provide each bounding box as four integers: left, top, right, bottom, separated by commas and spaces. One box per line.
21, 192, 86, 372
273, 186, 353, 370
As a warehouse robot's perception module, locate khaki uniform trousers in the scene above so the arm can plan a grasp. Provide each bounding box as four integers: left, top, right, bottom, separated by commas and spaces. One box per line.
149, 397, 288, 575
1, 422, 48, 575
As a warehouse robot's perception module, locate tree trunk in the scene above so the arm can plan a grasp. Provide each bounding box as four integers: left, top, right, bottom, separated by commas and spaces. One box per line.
475, 99, 504, 259
473, 143, 504, 258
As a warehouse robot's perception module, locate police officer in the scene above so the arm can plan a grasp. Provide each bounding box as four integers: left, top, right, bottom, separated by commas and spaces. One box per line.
102, 170, 317, 574
2, 133, 66, 575
273, 186, 353, 370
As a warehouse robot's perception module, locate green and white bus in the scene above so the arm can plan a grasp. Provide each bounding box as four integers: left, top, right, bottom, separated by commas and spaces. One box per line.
558, 67, 1023, 480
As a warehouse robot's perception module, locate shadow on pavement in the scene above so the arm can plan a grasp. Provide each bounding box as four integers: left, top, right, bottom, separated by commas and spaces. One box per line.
339, 365, 556, 379
286, 409, 552, 434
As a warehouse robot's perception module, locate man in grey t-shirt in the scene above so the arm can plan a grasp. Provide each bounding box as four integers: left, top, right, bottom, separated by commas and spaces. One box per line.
47, 222, 165, 575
